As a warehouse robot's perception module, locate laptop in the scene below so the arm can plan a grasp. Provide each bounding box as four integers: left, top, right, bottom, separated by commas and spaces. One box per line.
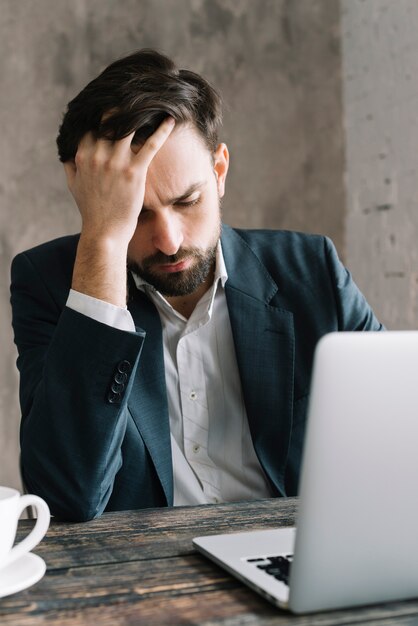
193, 331, 418, 613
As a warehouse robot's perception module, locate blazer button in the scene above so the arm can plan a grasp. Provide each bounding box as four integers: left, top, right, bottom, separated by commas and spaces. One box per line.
114, 371, 128, 384
118, 360, 131, 374
107, 390, 122, 404
111, 382, 125, 394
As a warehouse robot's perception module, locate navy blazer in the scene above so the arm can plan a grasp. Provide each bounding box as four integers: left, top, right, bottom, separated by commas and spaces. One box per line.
10, 225, 383, 521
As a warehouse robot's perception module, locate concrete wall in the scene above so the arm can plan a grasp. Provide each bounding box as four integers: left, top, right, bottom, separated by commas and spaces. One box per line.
0, 0, 343, 489
341, 0, 418, 329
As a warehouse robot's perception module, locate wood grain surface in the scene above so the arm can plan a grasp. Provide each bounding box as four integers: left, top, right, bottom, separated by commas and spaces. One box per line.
1, 498, 418, 625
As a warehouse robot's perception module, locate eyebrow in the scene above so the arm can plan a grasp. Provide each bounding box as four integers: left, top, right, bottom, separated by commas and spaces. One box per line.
142, 181, 206, 211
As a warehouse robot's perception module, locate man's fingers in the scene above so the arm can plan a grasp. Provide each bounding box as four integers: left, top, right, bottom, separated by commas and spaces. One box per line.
77, 131, 96, 150
74, 130, 136, 170
136, 117, 175, 168
111, 130, 137, 159
63, 160, 76, 188
70, 118, 174, 183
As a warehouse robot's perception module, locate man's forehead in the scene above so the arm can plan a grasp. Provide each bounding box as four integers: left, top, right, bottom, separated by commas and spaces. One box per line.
143, 180, 207, 210
176, 180, 206, 196
144, 125, 214, 205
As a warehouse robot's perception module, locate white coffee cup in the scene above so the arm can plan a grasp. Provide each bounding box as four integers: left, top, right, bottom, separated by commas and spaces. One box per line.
0, 486, 50, 570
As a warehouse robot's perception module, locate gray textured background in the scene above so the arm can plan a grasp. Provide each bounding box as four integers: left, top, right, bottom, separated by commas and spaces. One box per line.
342, 0, 418, 329
1, 0, 411, 491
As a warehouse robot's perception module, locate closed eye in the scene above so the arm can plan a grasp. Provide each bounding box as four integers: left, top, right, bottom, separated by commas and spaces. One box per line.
139, 193, 202, 219
175, 197, 201, 208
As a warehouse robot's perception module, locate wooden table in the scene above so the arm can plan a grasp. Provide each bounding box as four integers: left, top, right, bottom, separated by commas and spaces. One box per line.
1, 497, 418, 625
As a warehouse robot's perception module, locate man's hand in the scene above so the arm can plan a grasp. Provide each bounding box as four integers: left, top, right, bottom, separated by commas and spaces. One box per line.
66, 117, 175, 307
64, 117, 175, 245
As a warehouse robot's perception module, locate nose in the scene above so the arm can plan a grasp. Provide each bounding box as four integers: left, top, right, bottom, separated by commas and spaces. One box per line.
152, 210, 184, 256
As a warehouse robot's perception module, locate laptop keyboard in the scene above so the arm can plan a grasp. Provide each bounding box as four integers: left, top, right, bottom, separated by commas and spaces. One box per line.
246, 554, 293, 586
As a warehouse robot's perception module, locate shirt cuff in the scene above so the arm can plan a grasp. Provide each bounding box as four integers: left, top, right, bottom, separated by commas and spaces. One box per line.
66, 289, 136, 332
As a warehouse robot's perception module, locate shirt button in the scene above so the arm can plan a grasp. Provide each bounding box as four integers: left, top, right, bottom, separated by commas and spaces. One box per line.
192, 444, 200, 453
189, 391, 197, 400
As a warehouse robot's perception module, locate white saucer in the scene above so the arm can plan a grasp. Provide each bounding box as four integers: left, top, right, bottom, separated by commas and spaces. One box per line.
0, 553, 46, 598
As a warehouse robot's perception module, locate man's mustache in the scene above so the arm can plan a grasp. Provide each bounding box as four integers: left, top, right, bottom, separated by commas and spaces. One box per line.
141, 248, 203, 270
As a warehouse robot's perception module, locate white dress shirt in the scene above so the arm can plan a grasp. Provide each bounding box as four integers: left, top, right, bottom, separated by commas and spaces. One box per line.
67, 242, 272, 505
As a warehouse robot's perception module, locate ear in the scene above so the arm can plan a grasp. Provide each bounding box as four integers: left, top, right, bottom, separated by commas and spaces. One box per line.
213, 143, 229, 198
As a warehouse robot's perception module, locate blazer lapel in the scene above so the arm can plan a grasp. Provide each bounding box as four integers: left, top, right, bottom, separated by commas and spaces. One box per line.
127, 281, 173, 505
222, 226, 295, 496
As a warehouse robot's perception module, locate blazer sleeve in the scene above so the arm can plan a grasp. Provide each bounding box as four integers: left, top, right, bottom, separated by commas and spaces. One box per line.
11, 251, 146, 521
324, 236, 385, 332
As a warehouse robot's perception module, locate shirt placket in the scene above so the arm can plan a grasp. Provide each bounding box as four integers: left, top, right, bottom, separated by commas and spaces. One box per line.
177, 322, 221, 503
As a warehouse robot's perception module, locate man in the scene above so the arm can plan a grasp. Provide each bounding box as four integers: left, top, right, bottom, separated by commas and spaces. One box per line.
10, 49, 383, 522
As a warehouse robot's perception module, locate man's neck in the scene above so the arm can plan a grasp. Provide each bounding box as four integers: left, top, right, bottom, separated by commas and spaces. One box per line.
165, 267, 215, 319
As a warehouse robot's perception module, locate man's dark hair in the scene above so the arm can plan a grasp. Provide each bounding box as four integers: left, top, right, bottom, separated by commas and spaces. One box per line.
56, 49, 223, 162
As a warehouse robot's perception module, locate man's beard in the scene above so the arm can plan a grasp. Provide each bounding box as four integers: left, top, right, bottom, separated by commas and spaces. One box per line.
128, 234, 220, 297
